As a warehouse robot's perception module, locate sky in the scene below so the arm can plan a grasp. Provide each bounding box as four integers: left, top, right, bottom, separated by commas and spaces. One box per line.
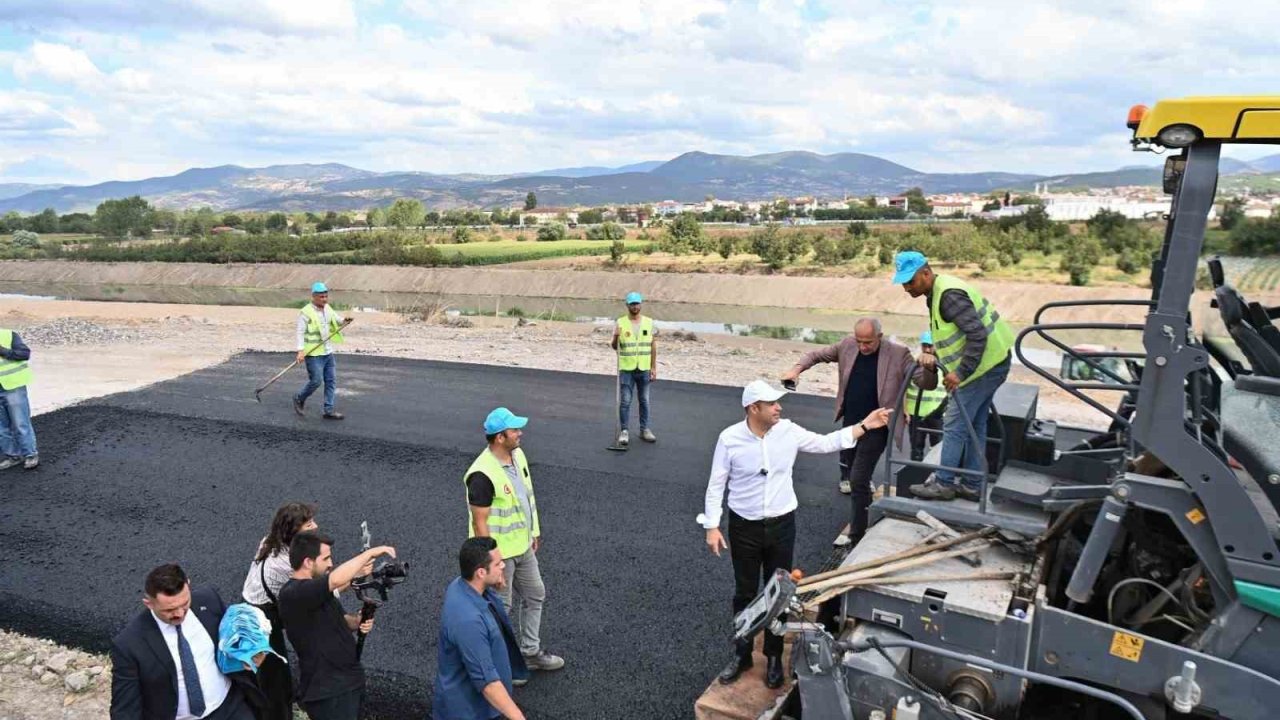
0, 0, 1277, 185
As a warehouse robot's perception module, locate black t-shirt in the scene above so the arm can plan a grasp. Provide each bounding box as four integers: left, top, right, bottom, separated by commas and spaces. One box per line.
278, 576, 365, 701
466, 472, 495, 507
843, 348, 881, 428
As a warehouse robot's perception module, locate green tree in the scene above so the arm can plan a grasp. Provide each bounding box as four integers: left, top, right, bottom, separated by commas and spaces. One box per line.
812, 236, 841, 265
490, 208, 509, 226
536, 223, 567, 242
524, 192, 537, 211
578, 208, 605, 225
366, 206, 386, 228
30, 208, 59, 234
243, 217, 265, 235
386, 198, 426, 228
452, 226, 473, 243
1060, 235, 1104, 286
58, 212, 95, 234
11, 230, 39, 248
659, 213, 706, 255
94, 196, 154, 238
585, 221, 626, 241
1228, 216, 1280, 255
1220, 197, 1246, 231
749, 224, 789, 270
1085, 209, 1130, 245
221, 213, 244, 228
265, 213, 289, 232
716, 234, 739, 259
902, 187, 930, 215
523, 215, 538, 227
608, 239, 626, 265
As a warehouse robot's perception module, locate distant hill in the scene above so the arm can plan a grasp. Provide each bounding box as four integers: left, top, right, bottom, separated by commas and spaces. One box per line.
4, 150, 1279, 214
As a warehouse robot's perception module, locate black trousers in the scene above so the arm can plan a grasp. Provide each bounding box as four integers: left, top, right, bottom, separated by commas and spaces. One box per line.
302, 688, 364, 720
909, 408, 945, 462
840, 426, 889, 541
208, 688, 255, 720
249, 604, 293, 720
728, 510, 796, 659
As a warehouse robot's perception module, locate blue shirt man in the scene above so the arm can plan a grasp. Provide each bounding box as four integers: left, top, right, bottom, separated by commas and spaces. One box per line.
433, 537, 530, 720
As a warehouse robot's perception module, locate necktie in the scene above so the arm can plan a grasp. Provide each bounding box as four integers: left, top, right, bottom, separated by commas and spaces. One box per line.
175, 622, 206, 717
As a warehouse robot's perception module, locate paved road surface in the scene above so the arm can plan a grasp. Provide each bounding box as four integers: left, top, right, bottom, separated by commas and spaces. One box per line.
0, 353, 860, 718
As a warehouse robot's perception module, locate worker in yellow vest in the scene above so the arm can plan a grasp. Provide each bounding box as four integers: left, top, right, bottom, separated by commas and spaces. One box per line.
907, 330, 948, 462
609, 292, 657, 446
894, 252, 1013, 501
0, 327, 37, 470
463, 407, 565, 681
293, 282, 351, 420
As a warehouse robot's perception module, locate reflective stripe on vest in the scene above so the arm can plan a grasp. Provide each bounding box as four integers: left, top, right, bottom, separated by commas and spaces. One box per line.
300, 305, 344, 357
617, 315, 654, 372
928, 275, 1014, 388
0, 329, 32, 391
905, 379, 946, 418
464, 448, 539, 559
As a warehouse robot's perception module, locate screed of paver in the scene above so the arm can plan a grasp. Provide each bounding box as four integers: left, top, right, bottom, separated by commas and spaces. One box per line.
0, 354, 851, 720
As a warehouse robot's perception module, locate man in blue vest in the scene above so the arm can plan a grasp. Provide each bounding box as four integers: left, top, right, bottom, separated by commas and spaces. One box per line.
894, 252, 1013, 501
0, 327, 37, 470
610, 291, 658, 446
294, 282, 351, 420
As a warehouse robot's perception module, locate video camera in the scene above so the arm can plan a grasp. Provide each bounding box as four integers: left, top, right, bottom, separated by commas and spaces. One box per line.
352, 521, 409, 659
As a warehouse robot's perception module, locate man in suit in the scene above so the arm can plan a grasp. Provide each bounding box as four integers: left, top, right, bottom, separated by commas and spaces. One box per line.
780, 317, 936, 544
111, 563, 254, 720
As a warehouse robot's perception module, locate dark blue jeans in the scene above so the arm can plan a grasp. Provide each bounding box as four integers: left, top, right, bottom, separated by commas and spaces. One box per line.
296, 354, 337, 414
618, 370, 651, 430
936, 358, 1010, 490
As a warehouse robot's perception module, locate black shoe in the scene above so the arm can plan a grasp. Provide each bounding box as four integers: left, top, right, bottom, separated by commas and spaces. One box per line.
293, 396, 305, 416
717, 654, 752, 685
955, 484, 981, 502
323, 411, 344, 420
765, 655, 784, 689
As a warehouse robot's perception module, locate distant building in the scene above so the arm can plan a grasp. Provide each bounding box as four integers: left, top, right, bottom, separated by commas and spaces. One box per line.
522, 207, 579, 224
930, 201, 971, 217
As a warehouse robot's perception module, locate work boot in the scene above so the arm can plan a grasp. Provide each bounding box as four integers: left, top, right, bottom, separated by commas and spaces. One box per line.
717, 652, 753, 685
765, 655, 785, 689
293, 396, 305, 417
909, 479, 957, 501
22, 455, 37, 470
955, 484, 981, 502
640, 428, 657, 443
323, 411, 344, 421
617, 429, 629, 446
0, 456, 21, 470
523, 651, 564, 672
838, 479, 851, 495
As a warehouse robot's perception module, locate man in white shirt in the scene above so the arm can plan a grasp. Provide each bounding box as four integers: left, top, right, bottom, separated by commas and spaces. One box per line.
111, 563, 254, 720
700, 380, 890, 688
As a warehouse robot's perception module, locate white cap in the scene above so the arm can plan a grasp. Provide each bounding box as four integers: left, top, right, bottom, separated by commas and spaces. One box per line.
741, 379, 787, 407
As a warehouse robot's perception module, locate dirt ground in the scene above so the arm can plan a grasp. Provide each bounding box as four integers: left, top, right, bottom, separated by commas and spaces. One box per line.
0, 297, 1114, 717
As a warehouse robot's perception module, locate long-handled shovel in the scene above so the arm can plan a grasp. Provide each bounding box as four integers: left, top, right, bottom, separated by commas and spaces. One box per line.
254, 318, 353, 402
606, 353, 628, 452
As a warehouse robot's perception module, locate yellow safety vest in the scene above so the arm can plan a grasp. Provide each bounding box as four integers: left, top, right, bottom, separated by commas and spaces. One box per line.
300, 304, 345, 357
0, 329, 32, 391
905, 372, 946, 418
464, 448, 540, 560
617, 315, 654, 372
929, 275, 1014, 388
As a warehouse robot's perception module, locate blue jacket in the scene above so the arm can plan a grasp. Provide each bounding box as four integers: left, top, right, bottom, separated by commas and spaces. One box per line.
432, 577, 529, 720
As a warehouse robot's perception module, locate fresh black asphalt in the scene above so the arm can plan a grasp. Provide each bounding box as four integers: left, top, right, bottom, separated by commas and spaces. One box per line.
0, 352, 856, 719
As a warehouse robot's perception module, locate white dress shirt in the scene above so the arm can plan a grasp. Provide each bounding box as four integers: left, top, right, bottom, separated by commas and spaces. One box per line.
700, 419, 857, 528
151, 610, 231, 720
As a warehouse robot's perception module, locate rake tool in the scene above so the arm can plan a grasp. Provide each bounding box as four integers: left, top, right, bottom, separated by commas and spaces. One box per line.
254, 318, 353, 402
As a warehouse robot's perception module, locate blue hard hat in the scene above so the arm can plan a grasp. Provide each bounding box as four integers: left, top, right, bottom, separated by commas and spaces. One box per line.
891, 251, 927, 285
920, 330, 933, 345
625, 292, 643, 305
311, 282, 329, 294
484, 407, 528, 435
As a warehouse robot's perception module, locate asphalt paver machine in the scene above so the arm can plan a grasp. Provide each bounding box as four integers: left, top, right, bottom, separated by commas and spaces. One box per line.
732, 96, 1280, 720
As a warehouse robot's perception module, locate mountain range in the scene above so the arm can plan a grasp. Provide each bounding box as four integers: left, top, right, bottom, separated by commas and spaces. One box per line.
2, 151, 1278, 214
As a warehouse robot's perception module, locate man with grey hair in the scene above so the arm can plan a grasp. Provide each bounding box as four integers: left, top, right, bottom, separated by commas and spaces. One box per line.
781, 317, 936, 544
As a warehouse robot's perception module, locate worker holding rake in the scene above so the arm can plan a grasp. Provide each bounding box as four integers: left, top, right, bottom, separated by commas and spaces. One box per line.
293, 282, 351, 420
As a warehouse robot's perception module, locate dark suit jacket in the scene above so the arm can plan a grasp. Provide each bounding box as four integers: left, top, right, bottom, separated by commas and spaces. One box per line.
792, 336, 937, 446
110, 585, 230, 720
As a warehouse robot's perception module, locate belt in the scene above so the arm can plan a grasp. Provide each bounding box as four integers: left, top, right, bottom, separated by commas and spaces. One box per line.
730, 509, 794, 526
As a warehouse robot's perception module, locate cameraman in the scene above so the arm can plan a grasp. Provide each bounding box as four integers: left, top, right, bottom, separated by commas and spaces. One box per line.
278, 531, 396, 720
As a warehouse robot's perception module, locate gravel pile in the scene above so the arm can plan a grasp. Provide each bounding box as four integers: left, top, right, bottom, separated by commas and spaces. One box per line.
0, 630, 109, 716
19, 318, 145, 346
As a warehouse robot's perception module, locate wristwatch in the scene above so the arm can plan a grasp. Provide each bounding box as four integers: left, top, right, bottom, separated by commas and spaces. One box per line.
857, 422, 867, 434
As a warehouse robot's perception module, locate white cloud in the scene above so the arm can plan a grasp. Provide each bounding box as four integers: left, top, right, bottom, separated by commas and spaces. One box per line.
12, 42, 103, 86
4, 0, 1280, 183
